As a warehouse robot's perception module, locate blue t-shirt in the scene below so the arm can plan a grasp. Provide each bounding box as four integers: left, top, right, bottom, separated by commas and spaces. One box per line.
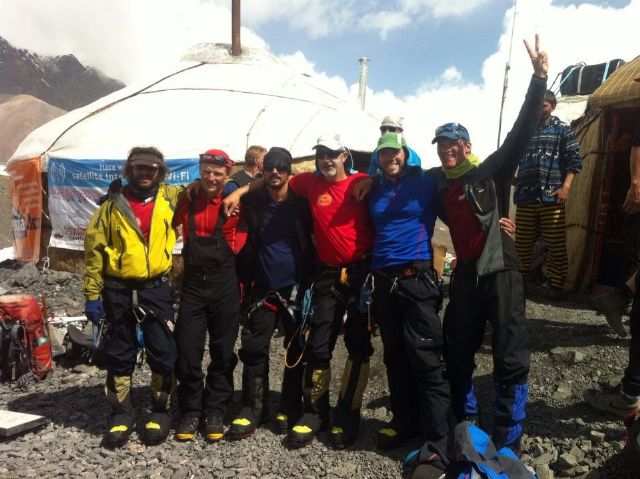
254, 198, 305, 289
369, 171, 438, 270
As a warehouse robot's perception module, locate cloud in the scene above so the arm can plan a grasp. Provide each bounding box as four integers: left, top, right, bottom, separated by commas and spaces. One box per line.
1, 0, 638, 167
365, 0, 640, 165
0, 0, 268, 83
243, 0, 360, 38
244, 0, 491, 38
403, 0, 492, 19
357, 11, 411, 40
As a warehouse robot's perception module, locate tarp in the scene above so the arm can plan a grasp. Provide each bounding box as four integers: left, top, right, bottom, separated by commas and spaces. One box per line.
8, 44, 381, 253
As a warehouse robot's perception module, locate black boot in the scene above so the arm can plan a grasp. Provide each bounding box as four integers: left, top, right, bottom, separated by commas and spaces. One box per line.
144, 372, 175, 445
228, 376, 269, 440
275, 360, 304, 435
288, 364, 330, 448
103, 373, 135, 448
331, 357, 370, 449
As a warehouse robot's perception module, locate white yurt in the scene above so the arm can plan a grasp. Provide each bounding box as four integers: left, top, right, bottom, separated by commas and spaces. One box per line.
7, 43, 380, 269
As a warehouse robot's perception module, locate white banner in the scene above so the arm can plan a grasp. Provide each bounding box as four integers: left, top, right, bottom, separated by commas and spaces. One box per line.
47, 158, 199, 250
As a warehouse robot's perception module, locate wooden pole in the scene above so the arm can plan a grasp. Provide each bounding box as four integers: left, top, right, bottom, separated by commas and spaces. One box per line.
231, 0, 242, 56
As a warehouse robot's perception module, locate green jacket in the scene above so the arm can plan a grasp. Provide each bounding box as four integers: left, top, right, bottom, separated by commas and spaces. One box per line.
84, 184, 181, 300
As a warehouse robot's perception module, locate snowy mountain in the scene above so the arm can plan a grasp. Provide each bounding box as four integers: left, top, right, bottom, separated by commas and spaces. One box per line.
0, 36, 125, 110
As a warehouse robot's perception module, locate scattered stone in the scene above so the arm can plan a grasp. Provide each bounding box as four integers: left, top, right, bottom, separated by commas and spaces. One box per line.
557, 453, 579, 469
11, 263, 39, 287
533, 452, 555, 466
72, 364, 99, 375
0, 262, 638, 477
535, 464, 554, 479
552, 381, 572, 401
570, 445, 585, 462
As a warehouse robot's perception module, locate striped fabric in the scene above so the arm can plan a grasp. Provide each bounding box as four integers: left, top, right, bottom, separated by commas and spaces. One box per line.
515, 203, 568, 289
514, 116, 582, 205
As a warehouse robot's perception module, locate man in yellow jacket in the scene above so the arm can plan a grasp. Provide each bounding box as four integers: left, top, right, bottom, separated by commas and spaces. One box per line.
84, 146, 180, 448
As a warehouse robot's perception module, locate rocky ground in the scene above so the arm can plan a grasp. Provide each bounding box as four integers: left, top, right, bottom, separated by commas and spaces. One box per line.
0, 260, 637, 478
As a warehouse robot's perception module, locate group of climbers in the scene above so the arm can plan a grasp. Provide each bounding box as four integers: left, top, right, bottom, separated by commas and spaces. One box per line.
83, 34, 549, 479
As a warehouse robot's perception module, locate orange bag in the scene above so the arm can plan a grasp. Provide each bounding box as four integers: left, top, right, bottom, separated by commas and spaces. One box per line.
0, 294, 53, 379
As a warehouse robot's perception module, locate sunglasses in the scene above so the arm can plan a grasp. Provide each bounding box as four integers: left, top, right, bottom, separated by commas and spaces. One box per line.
132, 164, 159, 172
380, 126, 399, 133
264, 161, 290, 173
199, 153, 229, 166
315, 149, 342, 160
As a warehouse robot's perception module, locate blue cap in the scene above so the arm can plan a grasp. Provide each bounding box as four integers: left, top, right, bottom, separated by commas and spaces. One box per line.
431, 122, 470, 144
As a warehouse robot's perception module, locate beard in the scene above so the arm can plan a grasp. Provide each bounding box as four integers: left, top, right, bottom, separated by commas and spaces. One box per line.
266, 180, 285, 190
127, 179, 158, 200
321, 164, 338, 178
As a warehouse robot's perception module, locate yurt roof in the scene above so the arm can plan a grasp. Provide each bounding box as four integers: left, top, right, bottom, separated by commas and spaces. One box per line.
9, 44, 380, 167
589, 56, 640, 109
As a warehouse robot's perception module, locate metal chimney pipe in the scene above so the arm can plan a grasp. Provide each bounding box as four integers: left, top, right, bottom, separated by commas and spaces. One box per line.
357, 57, 370, 110
231, 0, 241, 56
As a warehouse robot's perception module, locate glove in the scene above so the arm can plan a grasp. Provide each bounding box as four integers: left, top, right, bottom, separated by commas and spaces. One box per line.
85, 299, 104, 327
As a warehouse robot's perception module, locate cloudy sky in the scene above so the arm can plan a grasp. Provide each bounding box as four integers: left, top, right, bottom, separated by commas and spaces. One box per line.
1, 0, 637, 165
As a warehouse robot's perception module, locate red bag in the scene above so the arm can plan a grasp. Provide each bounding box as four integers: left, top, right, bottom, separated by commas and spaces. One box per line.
0, 294, 53, 379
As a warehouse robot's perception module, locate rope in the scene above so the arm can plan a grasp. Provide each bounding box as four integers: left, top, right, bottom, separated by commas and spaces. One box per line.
284, 285, 313, 369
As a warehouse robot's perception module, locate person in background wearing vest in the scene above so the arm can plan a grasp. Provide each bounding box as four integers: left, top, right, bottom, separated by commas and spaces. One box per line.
231, 145, 266, 187
84, 146, 180, 448
172, 149, 247, 443
227, 147, 315, 440
429, 36, 547, 457
514, 89, 582, 301
223, 134, 374, 449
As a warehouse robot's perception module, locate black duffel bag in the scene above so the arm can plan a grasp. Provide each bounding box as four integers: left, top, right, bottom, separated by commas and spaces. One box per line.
559, 59, 625, 96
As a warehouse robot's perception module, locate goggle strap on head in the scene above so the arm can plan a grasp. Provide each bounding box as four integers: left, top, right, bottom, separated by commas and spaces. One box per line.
199, 154, 229, 166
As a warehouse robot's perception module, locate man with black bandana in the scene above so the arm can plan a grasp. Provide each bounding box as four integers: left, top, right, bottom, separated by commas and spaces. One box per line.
223, 134, 375, 449
227, 147, 315, 440
84, 146, 181, 448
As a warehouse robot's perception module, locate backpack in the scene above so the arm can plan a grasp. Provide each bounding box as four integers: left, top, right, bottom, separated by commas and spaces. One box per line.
0, 294, 53, 380
0, 318, 31, 382
447, 422, 535, 479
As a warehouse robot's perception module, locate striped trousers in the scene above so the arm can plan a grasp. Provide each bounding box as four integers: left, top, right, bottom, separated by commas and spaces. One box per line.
515, 203, 568, 290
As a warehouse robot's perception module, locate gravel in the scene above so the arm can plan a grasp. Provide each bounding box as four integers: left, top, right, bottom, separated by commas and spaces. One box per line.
0, 260, 637, 478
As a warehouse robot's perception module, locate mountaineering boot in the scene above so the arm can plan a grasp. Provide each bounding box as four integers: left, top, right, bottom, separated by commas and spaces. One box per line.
595, 287, 631, 337
204, 414, 225, 442
274, 413, 290, 435
331, 356, 370, 449
288, 364, 331, 448
376, 419, 418, 450
228, 376, 269, 440
144, 372, 176, 445
275, 359, 305, 435
175, 415, 200, 441
103, 373, 135, 448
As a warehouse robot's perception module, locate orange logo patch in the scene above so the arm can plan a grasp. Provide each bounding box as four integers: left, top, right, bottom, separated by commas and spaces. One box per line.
317, 193, 333, 207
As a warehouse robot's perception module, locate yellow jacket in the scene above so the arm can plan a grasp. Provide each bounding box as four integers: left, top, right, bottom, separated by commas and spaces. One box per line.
84, 184, 181, 300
